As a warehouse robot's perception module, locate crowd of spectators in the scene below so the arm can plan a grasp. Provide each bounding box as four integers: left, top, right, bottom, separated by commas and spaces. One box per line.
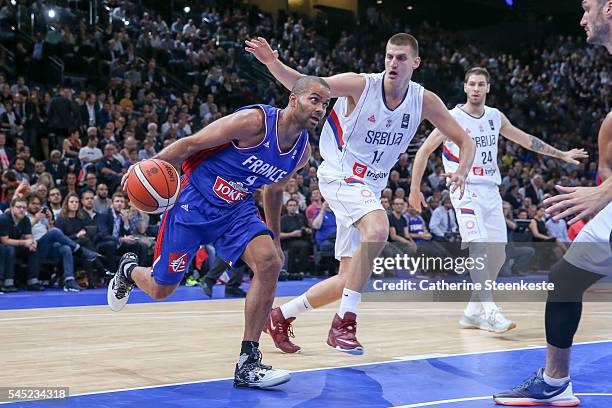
0, 0, 607, 292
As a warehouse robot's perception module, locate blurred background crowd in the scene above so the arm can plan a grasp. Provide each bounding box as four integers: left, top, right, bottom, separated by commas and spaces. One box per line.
0, 0, 606, 294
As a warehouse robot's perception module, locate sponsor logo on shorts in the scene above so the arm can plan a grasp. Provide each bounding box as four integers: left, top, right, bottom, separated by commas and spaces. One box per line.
169, 252, 188, 273
213, 176, 249, 203
353, 162, 368, 178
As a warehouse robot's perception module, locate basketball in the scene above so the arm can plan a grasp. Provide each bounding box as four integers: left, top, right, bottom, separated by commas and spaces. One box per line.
125, 159, 181, 214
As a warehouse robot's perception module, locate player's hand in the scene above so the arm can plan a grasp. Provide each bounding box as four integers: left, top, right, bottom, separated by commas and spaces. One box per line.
121, 165, 136, 191
244, 37, 279, 65
442, 172, 467, 198
543, 184, 610, 225
408, 190, 427, 212
561, 148, 588, 165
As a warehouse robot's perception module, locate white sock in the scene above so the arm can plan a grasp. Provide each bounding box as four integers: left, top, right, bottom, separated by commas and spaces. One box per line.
481, 301, 498, 315
338, 288, 361, 318
280, 294, 312, 319
543, 371, 570, 387
465, 301, 483, 316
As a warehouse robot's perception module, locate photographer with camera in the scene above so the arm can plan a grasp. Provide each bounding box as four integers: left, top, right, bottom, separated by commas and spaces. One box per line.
280, 198, 311, 276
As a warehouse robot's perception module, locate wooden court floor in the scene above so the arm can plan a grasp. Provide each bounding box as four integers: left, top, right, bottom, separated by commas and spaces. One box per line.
1, 298, 611, 395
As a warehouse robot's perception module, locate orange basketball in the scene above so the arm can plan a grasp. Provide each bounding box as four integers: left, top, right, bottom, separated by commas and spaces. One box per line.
125, 159, 181, 214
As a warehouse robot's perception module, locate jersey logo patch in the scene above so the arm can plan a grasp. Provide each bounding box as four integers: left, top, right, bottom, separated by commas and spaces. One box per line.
401, 114, 410, 129
213, 176, 249, 203
264, 141, 270, 148
169, 252, 188, 273
473, 167, 484, 176
353, 162, 368, 178
489, 119, 495, 130
385, 119, 392, 128
368, 115, 376, 124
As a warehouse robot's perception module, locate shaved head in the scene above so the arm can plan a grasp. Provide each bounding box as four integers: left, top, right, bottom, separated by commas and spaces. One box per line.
291, 76, 330, 95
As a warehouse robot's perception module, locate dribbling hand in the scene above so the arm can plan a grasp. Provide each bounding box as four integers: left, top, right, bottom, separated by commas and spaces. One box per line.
244, 37, 279, 65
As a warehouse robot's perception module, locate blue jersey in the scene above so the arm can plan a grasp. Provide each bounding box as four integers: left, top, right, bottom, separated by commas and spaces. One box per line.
152, 104, 309, 285
182, 104, 309, 208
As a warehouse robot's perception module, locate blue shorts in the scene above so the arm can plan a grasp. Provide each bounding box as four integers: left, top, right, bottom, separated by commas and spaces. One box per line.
151, 180, 271, 285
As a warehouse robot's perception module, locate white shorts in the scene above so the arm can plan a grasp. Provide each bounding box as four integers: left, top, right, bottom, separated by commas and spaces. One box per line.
564, 201, 612, 276
450, 183, 507, 244
317, 174, 383, 260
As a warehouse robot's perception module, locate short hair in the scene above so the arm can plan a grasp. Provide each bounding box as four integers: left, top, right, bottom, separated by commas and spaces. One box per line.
286, 198, 298, 206
25, 192, 40, 204
10, 197, 26, 207
464, 67, 490, 83
112, 192, 125, 201
291, 76, 330, 95
387, 33, 419, 56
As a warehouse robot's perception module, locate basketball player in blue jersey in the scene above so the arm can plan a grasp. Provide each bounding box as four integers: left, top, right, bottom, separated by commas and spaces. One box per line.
495, 0, 612, 405
246, 34, 476, 355
408, 67, 587, 334
106, 76, 331, 389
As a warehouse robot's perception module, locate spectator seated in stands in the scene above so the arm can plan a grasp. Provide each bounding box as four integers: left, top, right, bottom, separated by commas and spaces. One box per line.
48, 187, 63, 219
428, 197, 459, 242
0, 196, 42, 292
380, 198, 417, 276
280, 198, 311, 277
528, 204, 566, 263
45, 150, 67, 186
94, 183, 112, 213
500, 201, 535, 276
96, 143, 124, 192
26, 192, 99, 292
307, 196, 337, 276
95, 192, 147, 270
78, 135, 103, 173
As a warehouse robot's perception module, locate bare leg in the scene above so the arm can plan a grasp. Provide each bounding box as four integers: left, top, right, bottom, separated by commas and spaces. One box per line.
303, 257, 351, 308
241, 235, 282, 342
545, 344, 571, 378
345, 210, 389, 292
131, 266, 178, 300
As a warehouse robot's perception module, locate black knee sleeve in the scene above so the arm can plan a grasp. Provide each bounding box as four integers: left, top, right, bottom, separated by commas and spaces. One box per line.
545, 258, 604, 348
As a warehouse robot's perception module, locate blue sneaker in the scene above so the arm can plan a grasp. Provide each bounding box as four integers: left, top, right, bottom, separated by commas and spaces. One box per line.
493, 368, 580, 406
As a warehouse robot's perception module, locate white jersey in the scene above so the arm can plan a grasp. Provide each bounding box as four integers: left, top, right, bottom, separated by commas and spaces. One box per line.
442, 105, 502, 185
318, 72, 424, 192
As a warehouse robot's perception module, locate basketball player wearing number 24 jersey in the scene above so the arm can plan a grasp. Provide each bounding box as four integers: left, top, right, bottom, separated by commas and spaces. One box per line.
495, 1, 612, 405
107, 76, 331, 390
409, 67, 587, 335
246, 34, 476, 355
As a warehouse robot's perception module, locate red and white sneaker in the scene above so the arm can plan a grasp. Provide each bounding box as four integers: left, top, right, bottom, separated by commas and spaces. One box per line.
327, 312, 364, 355
263, 307, 301, 354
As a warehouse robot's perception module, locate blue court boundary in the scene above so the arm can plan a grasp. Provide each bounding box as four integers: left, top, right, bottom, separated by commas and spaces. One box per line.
0, 274, 588, 311
3, 340, 611, 407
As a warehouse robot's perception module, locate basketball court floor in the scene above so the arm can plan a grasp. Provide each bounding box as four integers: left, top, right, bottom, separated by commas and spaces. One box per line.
1, 279, 611, 407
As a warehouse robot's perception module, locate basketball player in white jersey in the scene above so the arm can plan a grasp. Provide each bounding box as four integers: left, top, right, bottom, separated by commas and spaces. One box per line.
495, 0, 612, 405
409, 67, 587, 333
245, 34, 476, 354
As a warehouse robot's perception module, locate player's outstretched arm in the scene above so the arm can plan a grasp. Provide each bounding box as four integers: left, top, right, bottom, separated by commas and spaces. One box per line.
408, 129, 444, 211
499, 112, 588, 165
154, 110, 262, 168
262, 144, 311, 260
422, 91, 476, 198
245, 37, 365, 100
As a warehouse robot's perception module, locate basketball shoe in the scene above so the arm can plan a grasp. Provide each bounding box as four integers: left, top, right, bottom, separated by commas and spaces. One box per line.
327, 312, 363, 355
234, 347, 290, 389
460, 309, 516, 333
107, 253, 138, 312
263, 307, 300, 353
493, 368, 580, 406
